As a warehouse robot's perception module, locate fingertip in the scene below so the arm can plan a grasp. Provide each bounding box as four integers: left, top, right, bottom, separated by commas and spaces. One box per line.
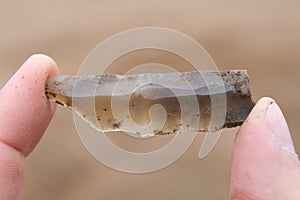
0, 54, 59, 156
238, 96, 295, 155
27, 54, 58, 69
257, 96, 275, 104
243, 97, 274, 125
24, 54, 59, 77
15, 54, 59, 116
230, 97, 300, 199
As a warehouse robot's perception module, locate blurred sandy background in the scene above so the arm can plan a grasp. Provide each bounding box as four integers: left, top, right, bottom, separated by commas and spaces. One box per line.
0, 1, 300, 199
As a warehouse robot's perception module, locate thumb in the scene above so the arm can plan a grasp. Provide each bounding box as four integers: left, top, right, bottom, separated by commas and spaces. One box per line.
230, 97, 300, 200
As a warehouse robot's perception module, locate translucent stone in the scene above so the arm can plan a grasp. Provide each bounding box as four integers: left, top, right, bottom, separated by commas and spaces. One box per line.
45, 70, 255, 136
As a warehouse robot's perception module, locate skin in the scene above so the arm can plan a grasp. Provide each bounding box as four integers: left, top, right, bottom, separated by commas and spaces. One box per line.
0, 54, 299, 199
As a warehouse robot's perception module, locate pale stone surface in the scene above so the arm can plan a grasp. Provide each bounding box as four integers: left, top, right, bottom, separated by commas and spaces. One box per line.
46, 70, 255, 136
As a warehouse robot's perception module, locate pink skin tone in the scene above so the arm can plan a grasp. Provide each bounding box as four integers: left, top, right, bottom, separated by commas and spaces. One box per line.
0, 55, 58, 199
231, 97, 300, 199
0, 55, 299, 199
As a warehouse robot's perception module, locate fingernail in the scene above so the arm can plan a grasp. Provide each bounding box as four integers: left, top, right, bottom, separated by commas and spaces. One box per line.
266, 101, 296, 154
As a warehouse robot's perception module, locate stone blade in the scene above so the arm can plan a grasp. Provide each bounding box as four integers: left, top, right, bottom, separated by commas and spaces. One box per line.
45, 70, 255, 136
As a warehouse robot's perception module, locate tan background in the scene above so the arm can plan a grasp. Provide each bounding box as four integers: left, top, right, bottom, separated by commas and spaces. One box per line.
0, 1, 300, 199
